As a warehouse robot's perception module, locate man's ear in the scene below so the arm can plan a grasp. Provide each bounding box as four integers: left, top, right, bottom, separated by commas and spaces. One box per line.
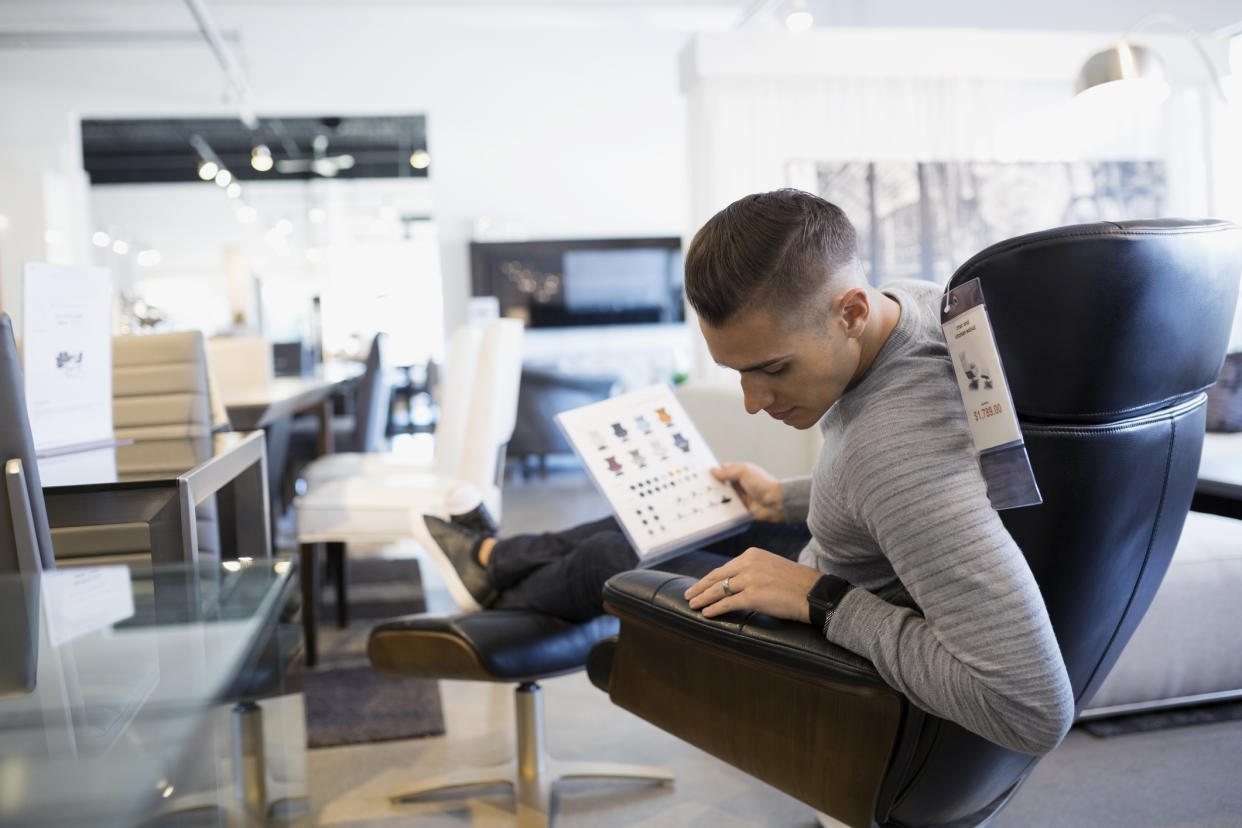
838, 288, 871, 337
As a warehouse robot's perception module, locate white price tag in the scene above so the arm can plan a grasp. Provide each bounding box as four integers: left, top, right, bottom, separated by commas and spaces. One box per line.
941, 279, 1041, 511
943, 304, 1022, 452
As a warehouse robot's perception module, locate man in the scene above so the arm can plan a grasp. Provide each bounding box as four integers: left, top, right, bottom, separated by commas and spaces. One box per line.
426, 189, 1074, 756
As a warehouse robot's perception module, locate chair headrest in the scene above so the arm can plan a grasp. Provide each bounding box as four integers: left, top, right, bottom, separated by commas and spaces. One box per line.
948, 219, 1242, 423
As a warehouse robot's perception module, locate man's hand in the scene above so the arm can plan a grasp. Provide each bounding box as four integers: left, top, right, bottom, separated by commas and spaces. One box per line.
712, 462, 785, 522
684, 547, 823, 621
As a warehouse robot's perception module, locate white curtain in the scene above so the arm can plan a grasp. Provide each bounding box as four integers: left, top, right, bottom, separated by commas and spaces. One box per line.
681, 31, 1226, 379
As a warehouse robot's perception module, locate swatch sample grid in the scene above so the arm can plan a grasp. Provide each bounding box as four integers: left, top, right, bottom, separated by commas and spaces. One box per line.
557, 384, 752, 560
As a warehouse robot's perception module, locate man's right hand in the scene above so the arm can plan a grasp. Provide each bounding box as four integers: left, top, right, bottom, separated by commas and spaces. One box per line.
711, 462, 785, 523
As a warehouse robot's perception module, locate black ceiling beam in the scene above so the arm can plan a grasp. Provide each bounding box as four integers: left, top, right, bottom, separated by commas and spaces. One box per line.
81, 115, 428, 185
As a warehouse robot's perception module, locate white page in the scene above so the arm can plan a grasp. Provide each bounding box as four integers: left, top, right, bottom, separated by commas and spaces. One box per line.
556, 384, 752, 560
22, 263, 114, 453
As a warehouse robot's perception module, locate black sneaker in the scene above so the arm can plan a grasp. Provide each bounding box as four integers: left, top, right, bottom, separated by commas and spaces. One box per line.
450, 502, 499, 537
423, 515, 498, 611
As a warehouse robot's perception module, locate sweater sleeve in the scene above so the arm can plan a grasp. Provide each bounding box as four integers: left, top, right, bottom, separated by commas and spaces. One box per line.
779, 475, 813, 523
825, 408, 1075, 755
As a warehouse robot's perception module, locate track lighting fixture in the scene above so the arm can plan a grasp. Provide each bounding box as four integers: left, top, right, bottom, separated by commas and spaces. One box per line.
251, 143, 274, 172
785, 0, 813, 33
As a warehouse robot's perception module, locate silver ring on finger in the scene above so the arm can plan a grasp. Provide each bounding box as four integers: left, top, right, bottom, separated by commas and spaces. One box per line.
722, 576, 733, 596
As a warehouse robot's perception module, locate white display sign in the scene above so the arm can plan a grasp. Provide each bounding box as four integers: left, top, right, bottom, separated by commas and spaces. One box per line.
21, 263, 114, 453
41, 565, 135, 647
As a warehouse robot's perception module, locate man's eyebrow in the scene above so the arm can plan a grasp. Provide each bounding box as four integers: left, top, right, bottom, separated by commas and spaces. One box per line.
725, 355, 789, 373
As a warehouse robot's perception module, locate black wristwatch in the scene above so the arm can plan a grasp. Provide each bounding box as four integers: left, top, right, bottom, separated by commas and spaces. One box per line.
807, 574, 852, 637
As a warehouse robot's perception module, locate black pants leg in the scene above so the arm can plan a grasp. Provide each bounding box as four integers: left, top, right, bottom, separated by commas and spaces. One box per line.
487, 517, 811, 622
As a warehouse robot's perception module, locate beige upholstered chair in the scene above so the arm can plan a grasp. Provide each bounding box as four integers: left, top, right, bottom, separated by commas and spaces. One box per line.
204, 335, 275, 399
113, 331, 222, 466
58, 330, 224, 563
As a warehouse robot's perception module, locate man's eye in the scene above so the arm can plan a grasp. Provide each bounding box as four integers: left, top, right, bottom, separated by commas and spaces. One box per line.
764, 365, 786, 376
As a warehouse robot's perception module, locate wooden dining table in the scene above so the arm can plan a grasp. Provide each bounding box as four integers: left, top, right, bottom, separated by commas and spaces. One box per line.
220, 361, 365, 454
217, 361, 366, 546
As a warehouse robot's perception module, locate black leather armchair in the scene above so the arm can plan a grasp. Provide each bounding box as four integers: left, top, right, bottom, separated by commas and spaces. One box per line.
587, 219, 1242, 827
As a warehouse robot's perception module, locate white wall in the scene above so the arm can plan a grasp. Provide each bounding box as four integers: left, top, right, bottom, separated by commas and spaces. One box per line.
0, 3, 692, 337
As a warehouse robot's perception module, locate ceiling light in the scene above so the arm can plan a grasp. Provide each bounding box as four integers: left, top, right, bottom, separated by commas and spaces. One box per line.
236, 204, 258, 224
785, 0, 813, 33
251, 144, 274, 172
308, 207, 326, 223
226, 182, 242, 198
197, 159, 219, 181
409, 149, 431, 170
136, 249, 161, 267
214, 169, 233, 187
92, 231, 111, 247
112, 239, 130, 255
274, 218, 293, 234
0, 215, 9, 231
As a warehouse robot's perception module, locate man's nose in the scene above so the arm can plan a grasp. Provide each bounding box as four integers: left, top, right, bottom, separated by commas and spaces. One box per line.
740, 376, 773, 415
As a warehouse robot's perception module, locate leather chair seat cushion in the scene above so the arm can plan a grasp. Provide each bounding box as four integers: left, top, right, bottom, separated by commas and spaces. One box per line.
369, 610, 620, 682
1084, 510, 1242, 713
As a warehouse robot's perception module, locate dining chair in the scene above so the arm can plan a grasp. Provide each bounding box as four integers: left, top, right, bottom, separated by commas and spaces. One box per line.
51, 330, 224, 566
293, 318, 523, 665
296, 324, 483, 487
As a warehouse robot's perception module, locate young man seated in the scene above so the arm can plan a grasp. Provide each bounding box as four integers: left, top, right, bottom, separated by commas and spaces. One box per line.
424, 189, 1074, 757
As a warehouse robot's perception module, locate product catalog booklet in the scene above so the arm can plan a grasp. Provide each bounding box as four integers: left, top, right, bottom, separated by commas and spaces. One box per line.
555, 383, 753, 564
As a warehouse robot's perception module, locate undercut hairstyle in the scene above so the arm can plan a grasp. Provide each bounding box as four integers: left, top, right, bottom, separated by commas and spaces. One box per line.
684, 189, 860, 328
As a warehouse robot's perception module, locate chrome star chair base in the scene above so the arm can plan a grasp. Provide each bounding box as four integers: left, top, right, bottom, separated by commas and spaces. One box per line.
369, 612, 673, 827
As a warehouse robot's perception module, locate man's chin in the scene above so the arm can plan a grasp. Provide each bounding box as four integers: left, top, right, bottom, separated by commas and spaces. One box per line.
783, 408, 825, 430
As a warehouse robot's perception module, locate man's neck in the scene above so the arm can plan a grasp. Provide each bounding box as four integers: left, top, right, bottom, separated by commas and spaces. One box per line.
853, 288, 903, 383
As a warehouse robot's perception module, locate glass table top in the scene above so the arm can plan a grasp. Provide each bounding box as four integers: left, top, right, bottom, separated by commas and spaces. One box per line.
0, 556, 297, 827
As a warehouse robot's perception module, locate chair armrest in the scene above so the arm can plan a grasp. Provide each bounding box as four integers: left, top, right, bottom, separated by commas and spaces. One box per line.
602, 568, 883, 683
595, 569, 908, 828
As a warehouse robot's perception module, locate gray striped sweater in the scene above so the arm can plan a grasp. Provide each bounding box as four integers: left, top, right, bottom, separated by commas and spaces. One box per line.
783, 280, 1074, 755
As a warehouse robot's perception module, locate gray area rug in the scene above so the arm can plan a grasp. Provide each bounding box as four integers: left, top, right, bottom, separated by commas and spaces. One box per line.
1079, 700, 1242, 738
303, 556, 445, 748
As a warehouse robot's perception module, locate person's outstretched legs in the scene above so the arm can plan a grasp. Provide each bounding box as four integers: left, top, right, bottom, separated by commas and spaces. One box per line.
488, 519, 812, 621
424, 510, 811, 622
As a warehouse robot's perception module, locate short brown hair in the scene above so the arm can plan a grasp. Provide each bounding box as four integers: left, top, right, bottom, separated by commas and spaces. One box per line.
684, 189, 859, 328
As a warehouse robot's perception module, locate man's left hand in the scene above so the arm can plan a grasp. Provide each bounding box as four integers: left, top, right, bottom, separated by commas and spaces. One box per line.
685, 547, 823, 622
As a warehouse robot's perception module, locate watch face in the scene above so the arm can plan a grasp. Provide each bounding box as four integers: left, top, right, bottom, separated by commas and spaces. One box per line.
809, 575, 851, 610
